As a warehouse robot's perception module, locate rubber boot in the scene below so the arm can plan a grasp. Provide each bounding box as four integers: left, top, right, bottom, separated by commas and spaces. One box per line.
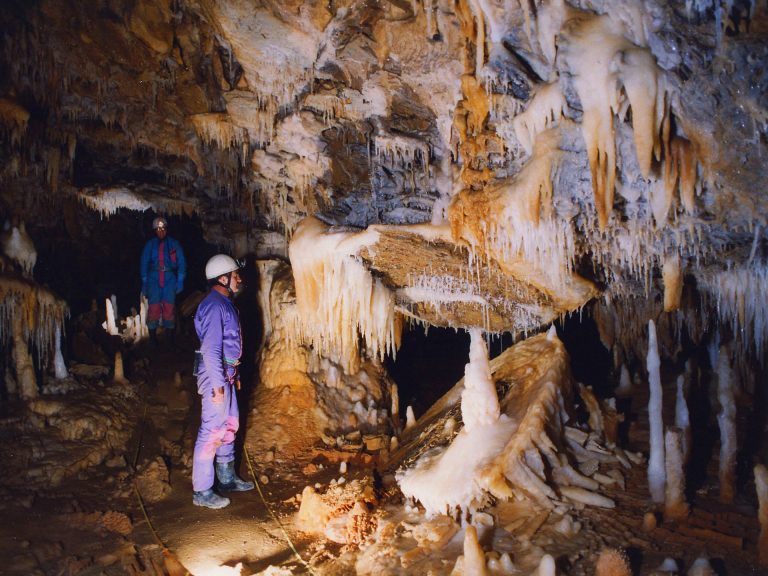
215, 460, 254, 492
192, 488, 230, 509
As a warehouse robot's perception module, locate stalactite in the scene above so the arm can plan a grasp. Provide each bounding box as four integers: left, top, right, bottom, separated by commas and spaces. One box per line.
191, 112, 249, 150
1, 222, 37, 277
622, 51, 661, 178
79, 187, 151, 218
560, 10, 672, 230
288, 217, 402, 374
698, 263, 768, 365
0, 97, 30, 147
0, 276, 68, 374
467, 0, 487, 77
511, 82, 566, 156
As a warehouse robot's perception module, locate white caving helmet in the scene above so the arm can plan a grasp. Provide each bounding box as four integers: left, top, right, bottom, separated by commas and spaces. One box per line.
152, 216, 168, 230
205, 254, 241, 280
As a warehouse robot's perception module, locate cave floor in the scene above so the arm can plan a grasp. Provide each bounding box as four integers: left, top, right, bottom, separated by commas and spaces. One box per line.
0, 337, 765, 575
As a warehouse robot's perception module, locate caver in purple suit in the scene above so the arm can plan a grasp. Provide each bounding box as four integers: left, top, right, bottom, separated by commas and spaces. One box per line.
192, 290, 242, 492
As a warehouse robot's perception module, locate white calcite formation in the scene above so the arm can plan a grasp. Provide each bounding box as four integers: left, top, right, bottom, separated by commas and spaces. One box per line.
248, 259, 392, 460
716, 345, 737, 503
0, 275, 68, 398
664, 427, 689, 520
398, 326, 619, 517
0, 0, 767, 573
1, 222, 37, 276
647, 319, 666, 504
397, 329, 516, 516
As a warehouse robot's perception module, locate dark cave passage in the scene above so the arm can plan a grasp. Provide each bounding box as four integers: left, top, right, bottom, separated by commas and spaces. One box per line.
385, 325, 470, 420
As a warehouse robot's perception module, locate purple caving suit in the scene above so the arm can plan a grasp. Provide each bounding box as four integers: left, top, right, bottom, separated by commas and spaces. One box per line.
192, 289, 242, 492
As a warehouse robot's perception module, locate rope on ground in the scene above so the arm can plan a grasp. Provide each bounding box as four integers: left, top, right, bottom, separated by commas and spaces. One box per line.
132, 403, 149, 471
244, 445, 317, 575
131, 394, 191, 575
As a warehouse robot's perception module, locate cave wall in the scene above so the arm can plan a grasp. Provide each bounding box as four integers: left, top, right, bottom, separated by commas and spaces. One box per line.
1, 0, 767, 439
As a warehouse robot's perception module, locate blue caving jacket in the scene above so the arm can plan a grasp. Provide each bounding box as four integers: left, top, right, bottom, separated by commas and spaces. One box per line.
140, 236, 186, 297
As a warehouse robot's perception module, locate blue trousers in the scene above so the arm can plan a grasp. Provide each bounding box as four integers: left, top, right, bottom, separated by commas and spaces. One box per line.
192, 372, 239, 491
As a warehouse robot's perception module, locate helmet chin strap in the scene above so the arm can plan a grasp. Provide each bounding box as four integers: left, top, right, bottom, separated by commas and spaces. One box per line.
217, 272, 239, 296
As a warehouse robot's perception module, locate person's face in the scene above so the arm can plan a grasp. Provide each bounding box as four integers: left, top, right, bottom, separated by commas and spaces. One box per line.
155, 225, 167, 239
228, 269, 243, 294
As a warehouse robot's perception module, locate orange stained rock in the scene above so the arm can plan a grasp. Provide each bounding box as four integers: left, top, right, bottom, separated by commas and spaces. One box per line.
460, 74, 489, 139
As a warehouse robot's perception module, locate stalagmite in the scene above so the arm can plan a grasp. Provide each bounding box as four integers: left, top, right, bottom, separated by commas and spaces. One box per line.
716, 346, 737, 503
687, 558, 716, 576
579, 384, 604, 440
113, 352, 128, 384
405, 406, 416, 431
458, 525, 487, 576
53, 324, 68, 380
755, 463, 768, 567
675, 375, 691, 465
391, 382, 401, 431
616, 364, 633, 396
461, 329, 499, 432
647, 320, 666, 503
595, 547, 632, 576
643, 511, 657, 532
664, 427, 689, 520
651, 558, 679, 574
12, 312, 37, 399
105, 297, 119, 336
536, 554, 556, 576
139, 294, 149, 339
662, 255, 683, 312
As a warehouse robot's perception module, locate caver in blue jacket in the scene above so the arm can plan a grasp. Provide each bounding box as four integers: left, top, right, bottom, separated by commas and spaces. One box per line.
140, 234, 186, 331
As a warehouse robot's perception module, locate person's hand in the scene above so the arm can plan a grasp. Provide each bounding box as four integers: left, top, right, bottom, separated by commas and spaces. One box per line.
141, 283, 148, 297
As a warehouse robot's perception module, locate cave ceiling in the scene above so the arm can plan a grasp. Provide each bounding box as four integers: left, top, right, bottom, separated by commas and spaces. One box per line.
1, 0, 767, 341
